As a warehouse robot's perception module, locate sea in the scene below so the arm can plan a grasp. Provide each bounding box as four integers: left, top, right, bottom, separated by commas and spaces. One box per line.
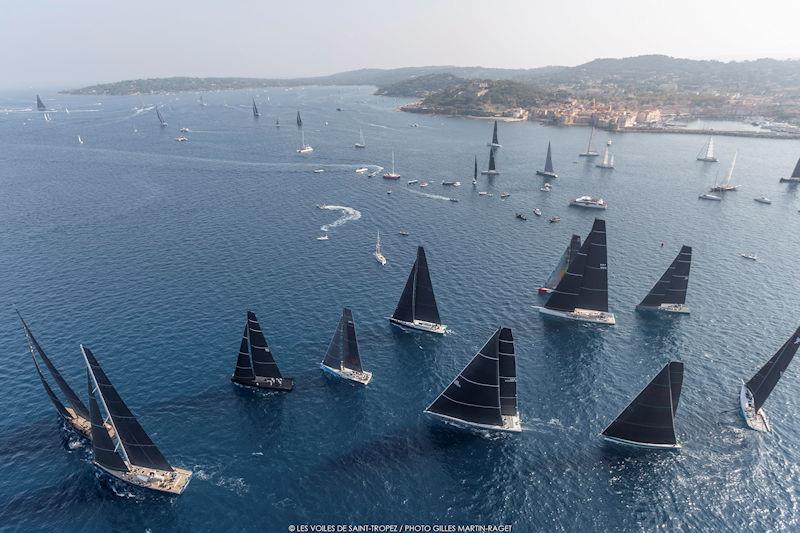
1, 86, 799, 532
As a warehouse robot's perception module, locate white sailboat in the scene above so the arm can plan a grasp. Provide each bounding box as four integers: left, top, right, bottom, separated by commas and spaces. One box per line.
383, 151, 400, 180
297, 129, 313, 154
696, 136, 718, 162
354, 128, 366, 149
596, 146, 614, 169
374, 231, 387, 265
710, 151, 739, 191
77, 135, 84, 145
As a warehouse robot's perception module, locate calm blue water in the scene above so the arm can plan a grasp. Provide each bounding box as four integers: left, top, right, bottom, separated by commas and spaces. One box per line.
1, 86, 800, 531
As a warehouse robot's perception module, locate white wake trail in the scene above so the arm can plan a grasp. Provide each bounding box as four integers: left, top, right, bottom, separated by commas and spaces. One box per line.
319, 205, 362, 232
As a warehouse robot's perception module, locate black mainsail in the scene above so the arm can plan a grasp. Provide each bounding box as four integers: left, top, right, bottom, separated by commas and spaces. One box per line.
544, 142, 554, 173
252, 98, 260, 118
296, 111, 303, 127
488, 149, 497, 173
544, 218, 608, 313
473, 155, 478, 183
156, 107, 167, 127
745, 325, 800, 413
322, 308, 364, 373
425, 327, 519, 431
602, 361, 684, 448
391, 246, 442, 326
82, 345, 174, 472
638, 246, 692, 309
231, 311, 293, 390
36, 95, 46, 111
88, 370, 128, 472
491, 121, 499, 145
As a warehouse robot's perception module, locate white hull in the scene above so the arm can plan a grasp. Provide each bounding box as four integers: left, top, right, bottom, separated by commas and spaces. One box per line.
320, 363, 372, 385
570, 202, 607, 209
698, 194, 722, 201
297, 146, 314, 154
480, 170, 499, 176
354, 144, 366, 149
538, 306, 616, 325
602, 435, 680, 449
424, 410, 521, 433
374, 253, 387, 265
636, 303, 690, 315
740, 382, 770, 432
388, 317, 446, 334
579, 152, 599, 157
487, 142, 502, 148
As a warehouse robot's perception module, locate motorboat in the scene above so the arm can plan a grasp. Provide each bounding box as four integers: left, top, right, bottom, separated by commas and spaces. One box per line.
739, 252, 758, 261
516, 213, 527, 221
754, 196, 772, 204
355, 167, 369, 174
313, 169, 325, 174
316, 234, 330, 241
570, 196, 607, 209
407, 179, 419, 185
533, 208, 542, 217
699, 193, 722, 201
549, 216, 561, 223
500, 193, 510, 199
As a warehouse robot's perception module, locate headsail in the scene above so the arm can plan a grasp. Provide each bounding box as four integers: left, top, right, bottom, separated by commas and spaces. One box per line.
792, 157, 800, 179
639, 246, 692, 308
544, 235, 582, 290
156, 107, 167, 126
247, 311, 283, 379
473, 155, 478, 182
88, 370, 129, 472
745, 325, 800, 412
602, 362, 684, 447
544, 142, 554, 173
36, 95, 46, 111
82, 345, 174, 472
587, 126, 596, 153
723, 151, 738, 185
232, 323, 255, 381
33, 354, 72, 420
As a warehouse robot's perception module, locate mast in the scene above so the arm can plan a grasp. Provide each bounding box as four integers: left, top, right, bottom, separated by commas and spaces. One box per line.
82, 345, 174, 471
544, 235, 582, 290
87, 370, 129, 472
545, 219, 608, 313
587, 126, 596, 153
488, 149, 496, 172
602, 362, 684, 447
36, 95, 46, 111
301, 129, 306, 148
247, 311, 283, 379
375, 231, 381, 255
491, 121, 499, 145
544, 142, 554, 173
745, 325, 800, 412
296, 111, 302, 127
232, 322, 255, 381
359, 128, 365, 145
391, 151, 395, 174
639, 246, 692, 308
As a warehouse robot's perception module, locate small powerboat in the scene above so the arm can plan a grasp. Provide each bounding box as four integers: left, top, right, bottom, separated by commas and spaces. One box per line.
408, 179, 419, 185
449, 198, 459, 203
549, 216, 561, 223
355, 167, 369, 174
739, 252, 758, 261
500, 193, 510, 199
516, 213, 527, 221
317, 234, 330, 241
313, 169, 325, 174
533, 208, 542, 217
754, 196, 772, 204
699, 193, 722, 201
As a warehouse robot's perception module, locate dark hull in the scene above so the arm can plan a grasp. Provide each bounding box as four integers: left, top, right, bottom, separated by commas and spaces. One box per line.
536, 170, 558, 178
231, 376, 294, 391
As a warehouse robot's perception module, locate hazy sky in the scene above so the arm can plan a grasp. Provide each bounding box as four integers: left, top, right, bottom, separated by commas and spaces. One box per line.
2, 0, 799, 89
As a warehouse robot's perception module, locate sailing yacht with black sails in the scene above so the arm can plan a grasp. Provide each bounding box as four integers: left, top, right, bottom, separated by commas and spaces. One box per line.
636, 246, 692, 314
231, 311, 294, 391
536, 142, 558, 178
389, 246, 446, 334
480, 148, 499, 176
320, 308, 372, 385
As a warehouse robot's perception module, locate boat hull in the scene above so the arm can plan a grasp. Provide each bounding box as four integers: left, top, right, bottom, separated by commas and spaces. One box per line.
388, 317, 446, 334
231, 376, 294, 391
740, 382, 770, 432
487, 143, 502, 149
569, 201, 607, 209
579, 152, 599, 157
424, 410, 521, 433
780, 177, 800, 183
538, 306, 616, 325
354, 144, 366, 149
320, 363, 372, 385
96, 463, 192, 495
601, 435, 680, 450
696, 157, 718, 162
383, 174, 401, 180
636, 303, 690, 315
536, 170, 558, 178
480, 170, 500, 176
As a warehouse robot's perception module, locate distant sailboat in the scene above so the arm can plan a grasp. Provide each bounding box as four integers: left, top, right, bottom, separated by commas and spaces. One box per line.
82, 344, 192, 494
538, 218, 616, 324
579, 126, 599, 157
252, 98, 260, 118
36, 94, 46, 111
780, 157, 800, 183
472, 155, 478, 186
374, 231, 387, 265
296, 110, 303, 127
536, 141, 558, 178
355, 128, 366, 149
487, 120, 501, 148
696, 136, 718, 162
156, 107, 168, 128
275, 117, 280, 128
424, 327, 520, 432
601, 362, 684, 449
636, 246, 692, 314
596, 145, 614, 169
297, 128, 313, 154
43, 113, 51, 122
320, 308, 372, 385
231, 311, 294, 391
538, 234, 581, 295
389, 246, 446, 334
740, 324, 800, 432
480, 148, 499, 175
383, 151, 400, 180
710, 151, 739, 191
18, 313, 91, 439
198, 94, 207, 107
77, 135, 84, 145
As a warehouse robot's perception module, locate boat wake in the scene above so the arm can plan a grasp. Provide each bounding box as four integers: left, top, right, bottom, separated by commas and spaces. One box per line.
319, 205, 362, 232
404, 188, 452, 202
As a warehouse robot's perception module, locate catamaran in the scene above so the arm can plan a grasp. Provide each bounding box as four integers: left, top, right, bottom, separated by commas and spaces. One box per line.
780, 157, 800, 183
19, 313, 91, 439
601, 362, 684, 449
82, 344, 192, 494
231, 311, 294, 391
538, 235, 581, 295
156, 107, 168, 128
480, 148, 499, 176
252, 98, 260, 118
579, 126, 599, 157
424, 327, 520, 432
389, 246, 446, 334
383, 151, 400, 180
297, 129, 313, 154
354, 128, 366, 149
36, 94, 46, 111
636, 246, 692, 314
696, 137, 718, 162
710, 151, 739, 191
296, 110, 303, 127
320, 308, 372, 385
538, 218, 616, 324
487, 120, 501, 149
374, 231, 387, 265
536, 142, 558, 178
740, 325, 800, 432
596, 146, 614, 169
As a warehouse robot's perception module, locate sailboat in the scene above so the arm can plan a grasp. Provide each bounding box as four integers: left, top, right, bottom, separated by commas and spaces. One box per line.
156, 107, 168, 128
486, 120, 501, 149
740, 324, 800, 432
231, 311, 294, 391
198, 94, 207, 107
710, 151, 739, 191
275, 118, 280, 128
374, 231, 387, 265
320, 308, 372, 385
252, 98, 260, 118
19, 313, 91, 439
424, 327, 520, 432
354, 128, 366, 149
780, 157, 800, 182
536, 141, 558, 178
36, 94, 46, 111
636, 246, 692, 314
538, 234, 581, 295
296, 110, 303, 127
480, 148, 499, 176
82, 344, 192, 494
696, 136, 718, 162
538, 218, 616, 324
77, 135, 84, 145
383, 151, 400, 180
601, 362, 684, 449
297, 128, 313, 154
596, 145, 614, 169
579, 126, 599, 157
472, 155, 478, 186
389, 246, 446, 334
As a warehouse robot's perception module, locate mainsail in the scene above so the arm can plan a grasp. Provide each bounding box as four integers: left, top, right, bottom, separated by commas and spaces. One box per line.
697, 137, 716, 161
233, 323, 256, 382
322, 308, 363, 373
723, 151, 738, 186
425, 327, 517, 428
88, 370, 129, 472
491, 121, 499, 145
543, 142, 554, 173
473, 155, 478, 183
544, 235, 582, 291
247, 311, 283, 379
82, 345, 174, 472
745, 325, 800, 412
391, 246, 441, 325
602, 361, 684, 447
545, 219, 608, 313
36, 95, 46, 111
252, 98, 260, 118
638, 246, 692, 308
488, 149, 496, 172
296, 111, 303, 127
156, 107, 167, 127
